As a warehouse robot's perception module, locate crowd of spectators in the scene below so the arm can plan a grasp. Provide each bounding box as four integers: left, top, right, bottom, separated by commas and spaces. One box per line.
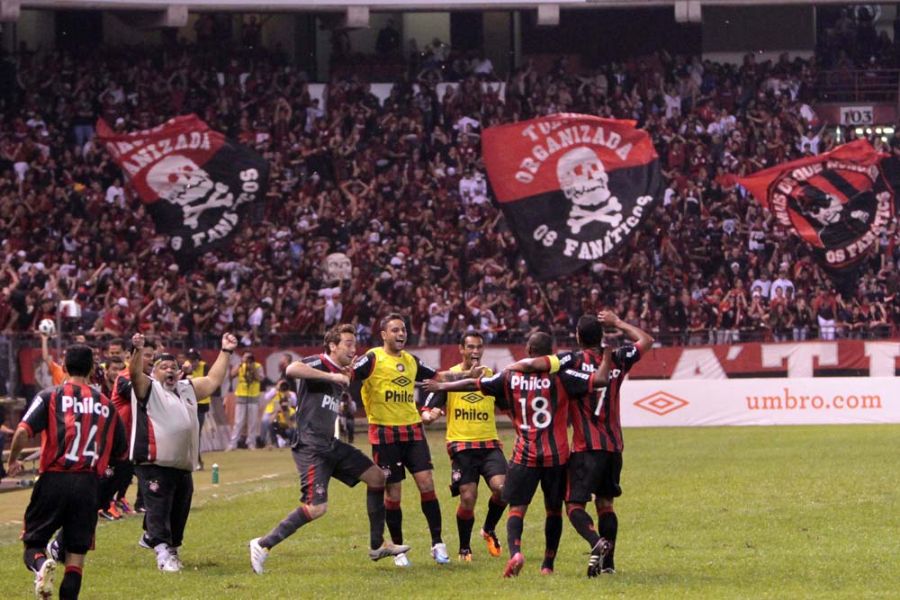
0, 37, 899, 359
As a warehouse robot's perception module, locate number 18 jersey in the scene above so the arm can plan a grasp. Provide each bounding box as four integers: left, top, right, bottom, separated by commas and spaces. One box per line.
477, 367, 598, 467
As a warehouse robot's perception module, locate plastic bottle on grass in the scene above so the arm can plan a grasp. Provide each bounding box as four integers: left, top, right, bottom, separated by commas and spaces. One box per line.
212, 463, 219, 485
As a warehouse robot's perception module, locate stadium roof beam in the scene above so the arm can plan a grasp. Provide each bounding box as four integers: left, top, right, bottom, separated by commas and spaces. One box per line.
14, 0, 880, 12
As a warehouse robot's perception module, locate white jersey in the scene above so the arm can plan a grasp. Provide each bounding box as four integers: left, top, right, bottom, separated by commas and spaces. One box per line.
130, 378, 199, 472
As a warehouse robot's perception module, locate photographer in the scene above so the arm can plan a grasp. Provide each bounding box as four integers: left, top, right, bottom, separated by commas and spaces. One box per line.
270, 397, 296, 448
260, 379, 297, 449
227, 351, 264, 451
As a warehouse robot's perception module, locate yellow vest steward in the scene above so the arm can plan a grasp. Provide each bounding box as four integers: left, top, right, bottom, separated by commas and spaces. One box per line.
446, 363, 498, 443
359, 348, 430, 426
192, 361, 210, 405
235, 362, 261, 397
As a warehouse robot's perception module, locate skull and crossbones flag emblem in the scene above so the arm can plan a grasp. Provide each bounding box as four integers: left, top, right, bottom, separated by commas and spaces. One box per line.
482, 114, 661, 279
739, 140, 894, 271
97, 115, 269, 263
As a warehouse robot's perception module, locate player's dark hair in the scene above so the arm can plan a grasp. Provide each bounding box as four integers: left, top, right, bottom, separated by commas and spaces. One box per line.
106, 356, 126, 368
577, 314, 604, 349
380, 313, 406, 331
325, 324, 356, 351
527, 332, 553, 357
106, 337, 125, 350
459, 331, 484, 347
64, 345, 94, 377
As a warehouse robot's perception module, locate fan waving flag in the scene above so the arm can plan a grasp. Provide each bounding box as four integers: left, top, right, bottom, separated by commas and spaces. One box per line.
483, 114, 662, 279
97, 115, 269, 262
739, 139, 894, 271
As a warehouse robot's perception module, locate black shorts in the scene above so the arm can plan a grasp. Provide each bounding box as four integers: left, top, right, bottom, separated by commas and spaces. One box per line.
502, 463, 567, 508
22, 472, 98, 554
293, 441, 374, 505
372, 439, 433, 484
449, 448, 507, 497
566, 450, 622, 504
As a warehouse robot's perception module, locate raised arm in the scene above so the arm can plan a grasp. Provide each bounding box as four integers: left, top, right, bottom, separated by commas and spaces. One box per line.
129, 333, 152, 401
192, 333, 239, 400
504, 355, 554, 373
599, 310, 654, 355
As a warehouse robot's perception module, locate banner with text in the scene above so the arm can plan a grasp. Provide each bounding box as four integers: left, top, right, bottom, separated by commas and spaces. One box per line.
97, 115, 269, 263
482, 113, 662, 279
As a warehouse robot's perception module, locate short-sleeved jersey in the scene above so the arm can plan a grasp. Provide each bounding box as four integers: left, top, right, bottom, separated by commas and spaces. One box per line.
560, 345, 641, 452
293, 354, 345, 449
424, 363, 500, 454
477, 368, 597, 467
352, 347, 438, 444
19, 381, 124, 475
111, 372, 133, 433
131, 378, 199, 472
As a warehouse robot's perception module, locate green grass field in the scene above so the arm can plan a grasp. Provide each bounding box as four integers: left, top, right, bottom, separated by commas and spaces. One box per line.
2, 425, 899, 599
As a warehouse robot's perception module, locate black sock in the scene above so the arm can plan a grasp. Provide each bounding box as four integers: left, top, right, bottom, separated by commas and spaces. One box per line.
385, 499, 403, 545
59, 565, 82, 600
260, 505, 313, 549
23, 547, 47, 572
366, 487, 386, 550
598, 510, 618, 570
507, 510, 524, 557
542, 510, 563, 570
420, 491, 442, 545
456, 507, 475, 552
482, 493, 507, 534
567, 504, 602, 549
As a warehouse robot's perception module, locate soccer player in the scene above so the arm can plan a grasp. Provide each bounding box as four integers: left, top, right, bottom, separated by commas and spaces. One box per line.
249, 324, 409, 574
130, 332, 236, 572
351, 313, 480, 566
6, 344, 125, 600
424, 332, 606, 578
421, 332, 508, 562
511, 312, 652, 576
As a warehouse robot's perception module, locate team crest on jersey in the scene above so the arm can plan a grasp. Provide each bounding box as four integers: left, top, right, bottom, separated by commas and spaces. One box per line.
396, 364, 405, 372
149, 480, 160, 493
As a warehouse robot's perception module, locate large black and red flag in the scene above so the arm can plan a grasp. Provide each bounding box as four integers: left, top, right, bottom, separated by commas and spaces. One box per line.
739, 139, 894, 271
97, 115, 269, 263
482, 114, 662, 279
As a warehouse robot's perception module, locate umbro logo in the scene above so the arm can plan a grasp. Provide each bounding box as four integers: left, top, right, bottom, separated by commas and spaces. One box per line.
634, 391, 689, 416
392, 376, 411, 387
460, 393, 481, 404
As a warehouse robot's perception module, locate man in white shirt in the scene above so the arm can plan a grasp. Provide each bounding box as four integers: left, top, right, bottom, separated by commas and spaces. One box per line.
129, 332, 237, 573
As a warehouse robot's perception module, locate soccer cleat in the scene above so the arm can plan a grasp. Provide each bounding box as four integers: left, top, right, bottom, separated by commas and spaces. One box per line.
368, 543, 411, 562
156, 545, 181, 573
392, 552, 411, 567
46, 538, 62, 563
601, 568, 616, 575
139, 533, 153, 549
116, 499, 134, 515
106, 501, 122, 519
34, 558, 55, 599
481, 529, 502, 557
249, 538, 268, 574
458, 549, 473, 562
503, 552, 524, 578
98, 507, 115, 521
431, 542, 450, 564
587, 539, 611, 578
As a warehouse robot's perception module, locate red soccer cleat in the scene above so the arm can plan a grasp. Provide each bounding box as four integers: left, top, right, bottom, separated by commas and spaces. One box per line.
503, 552, 524, 578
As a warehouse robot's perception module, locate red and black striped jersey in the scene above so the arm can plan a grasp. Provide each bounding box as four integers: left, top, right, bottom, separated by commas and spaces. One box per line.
560, 346, 641, 452
477, 368, 598, 467
18, 381, 125, 475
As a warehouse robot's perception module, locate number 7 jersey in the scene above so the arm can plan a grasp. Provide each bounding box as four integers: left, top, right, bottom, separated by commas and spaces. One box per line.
477, 367, 600, 467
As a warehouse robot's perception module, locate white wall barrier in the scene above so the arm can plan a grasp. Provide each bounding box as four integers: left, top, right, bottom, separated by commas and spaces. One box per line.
620, 377, 899, 427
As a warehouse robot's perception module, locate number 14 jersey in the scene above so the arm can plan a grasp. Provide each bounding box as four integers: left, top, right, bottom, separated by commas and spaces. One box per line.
477, 366, 600, 467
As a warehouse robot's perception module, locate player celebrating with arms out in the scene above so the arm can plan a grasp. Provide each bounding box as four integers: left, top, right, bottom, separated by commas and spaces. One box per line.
249, 324, 409, 574
351, 313, 483, 566
424, 332, 607, 578
512, 312, 652, 576
421, 332, 508, 562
